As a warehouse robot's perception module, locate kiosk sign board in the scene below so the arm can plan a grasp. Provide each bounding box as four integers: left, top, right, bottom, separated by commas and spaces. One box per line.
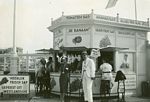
124, 74, 136, 89
90, 49, 100, 58
0, 75, 30, 99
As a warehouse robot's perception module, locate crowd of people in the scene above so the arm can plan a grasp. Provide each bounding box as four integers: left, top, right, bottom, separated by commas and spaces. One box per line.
35, 57, 53, 97
35, 50, 115, 102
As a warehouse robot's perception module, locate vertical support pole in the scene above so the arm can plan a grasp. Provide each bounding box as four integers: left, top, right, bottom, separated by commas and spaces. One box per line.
134, 0, 137, 20
10, 0, 18, 74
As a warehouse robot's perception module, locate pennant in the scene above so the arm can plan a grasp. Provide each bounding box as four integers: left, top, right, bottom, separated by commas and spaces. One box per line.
105, 0, 118, 9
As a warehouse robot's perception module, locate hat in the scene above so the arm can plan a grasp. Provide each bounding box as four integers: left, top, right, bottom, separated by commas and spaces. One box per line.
40, 58, 46, 65
82, 51, 88, 54
60, 56, 67, 62
49, 57, 52, 61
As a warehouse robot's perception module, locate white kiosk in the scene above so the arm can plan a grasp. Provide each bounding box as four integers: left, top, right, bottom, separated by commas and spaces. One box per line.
48, 11, 150, 96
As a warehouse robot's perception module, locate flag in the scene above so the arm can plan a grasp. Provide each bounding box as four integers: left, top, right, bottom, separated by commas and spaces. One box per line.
105, 0, 118, 9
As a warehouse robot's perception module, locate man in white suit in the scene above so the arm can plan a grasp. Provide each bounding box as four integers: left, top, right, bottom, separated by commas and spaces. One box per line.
81, 51, 96, 102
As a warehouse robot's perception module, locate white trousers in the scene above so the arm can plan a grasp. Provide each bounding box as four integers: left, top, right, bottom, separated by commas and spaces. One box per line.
82, 73, 93, 102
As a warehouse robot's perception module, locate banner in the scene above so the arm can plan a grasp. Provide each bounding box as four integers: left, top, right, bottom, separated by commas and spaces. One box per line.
0, 75, 29, 94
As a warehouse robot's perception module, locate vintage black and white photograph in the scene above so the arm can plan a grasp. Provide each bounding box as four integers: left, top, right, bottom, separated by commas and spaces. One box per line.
0, 0, 150, 102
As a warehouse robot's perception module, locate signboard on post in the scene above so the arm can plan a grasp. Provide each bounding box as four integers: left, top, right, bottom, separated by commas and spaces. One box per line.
0, 75, 30, 99
90, 49, 101, 58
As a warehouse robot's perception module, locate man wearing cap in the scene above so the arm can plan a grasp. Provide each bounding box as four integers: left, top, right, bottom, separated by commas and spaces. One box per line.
81, 51, 96, 102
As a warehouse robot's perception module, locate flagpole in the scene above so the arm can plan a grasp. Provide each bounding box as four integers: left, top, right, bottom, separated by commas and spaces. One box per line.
134, 0, 137, 20
10, 0, 18, 74
13, 0, 16, 54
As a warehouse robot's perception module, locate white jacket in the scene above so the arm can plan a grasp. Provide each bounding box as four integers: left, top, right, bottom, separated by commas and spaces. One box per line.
82, 57, 96, 78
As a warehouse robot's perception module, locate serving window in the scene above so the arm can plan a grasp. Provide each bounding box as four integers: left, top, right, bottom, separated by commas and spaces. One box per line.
97, 51, 114, 72
53, 47, 129, 73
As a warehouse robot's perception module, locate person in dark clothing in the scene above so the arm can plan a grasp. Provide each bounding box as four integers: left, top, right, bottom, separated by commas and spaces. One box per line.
72, 58, 79, 73
55, 57, 60, 72
43, 68, 51, 97
44, 57, 53, 96
46, 57, 53, 72
59, 56, 69, 102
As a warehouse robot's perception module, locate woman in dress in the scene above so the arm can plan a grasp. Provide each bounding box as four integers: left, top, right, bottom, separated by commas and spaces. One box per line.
59, 56, 69, 102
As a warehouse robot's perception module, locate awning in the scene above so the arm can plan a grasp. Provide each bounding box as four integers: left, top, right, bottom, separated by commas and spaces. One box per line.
36, 48, 50, 51
60, 46, 88, 51
99, 47, 129, 51
36, 48, 55, 54
59, 46, 128, 52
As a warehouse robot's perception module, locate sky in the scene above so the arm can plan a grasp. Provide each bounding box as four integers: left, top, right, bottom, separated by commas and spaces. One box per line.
0, 0, 150, 53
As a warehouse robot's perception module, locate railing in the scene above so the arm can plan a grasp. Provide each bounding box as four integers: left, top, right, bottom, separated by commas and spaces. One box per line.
0, 54, 51, 73
120, 18, 148, 27
51, 13, 149, 28
94, 14, 116, 22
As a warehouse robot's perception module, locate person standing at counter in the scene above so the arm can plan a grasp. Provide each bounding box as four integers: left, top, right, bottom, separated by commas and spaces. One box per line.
99, 59, 113, 95
46, 57, 53, 72
81, 51, 96, 102
44, 57, 53, 97
59, 56, 69, 102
